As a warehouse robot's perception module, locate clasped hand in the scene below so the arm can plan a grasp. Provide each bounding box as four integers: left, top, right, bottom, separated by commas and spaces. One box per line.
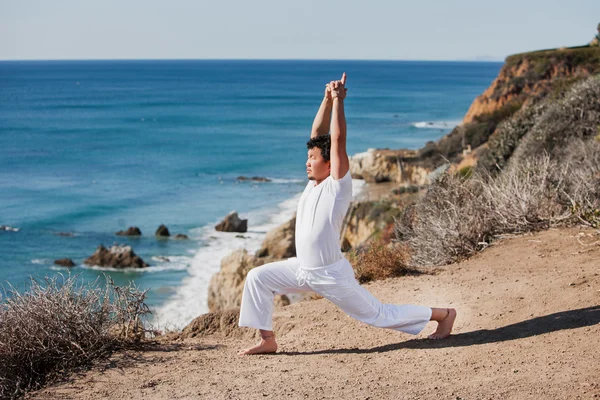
324, 72, 347, 100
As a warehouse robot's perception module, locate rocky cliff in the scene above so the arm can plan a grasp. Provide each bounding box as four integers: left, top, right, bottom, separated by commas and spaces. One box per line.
417, 45, 600, 170
463, 46, 600, 124
349, 148, 432, 185
341, 200, 403, 251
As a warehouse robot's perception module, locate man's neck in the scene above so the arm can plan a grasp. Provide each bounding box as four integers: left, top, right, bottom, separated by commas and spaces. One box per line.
313, 177, 327, 187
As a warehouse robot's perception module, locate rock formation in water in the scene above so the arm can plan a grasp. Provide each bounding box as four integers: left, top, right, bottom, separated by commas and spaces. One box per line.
215, 211, 248, 233
84, 245, 149, 269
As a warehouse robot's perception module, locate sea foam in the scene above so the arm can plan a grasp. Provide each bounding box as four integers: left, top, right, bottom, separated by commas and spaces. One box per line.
411, 120, 461, 130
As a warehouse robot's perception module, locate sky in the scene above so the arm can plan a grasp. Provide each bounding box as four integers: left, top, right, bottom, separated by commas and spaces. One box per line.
1, 0, 599, 61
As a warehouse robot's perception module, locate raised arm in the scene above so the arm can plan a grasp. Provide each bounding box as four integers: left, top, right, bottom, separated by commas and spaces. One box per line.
329, 73, 349, 180
310, 85, 333, 138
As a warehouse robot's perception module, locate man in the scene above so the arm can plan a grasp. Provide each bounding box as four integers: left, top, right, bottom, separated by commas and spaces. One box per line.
238, 73, 456, 355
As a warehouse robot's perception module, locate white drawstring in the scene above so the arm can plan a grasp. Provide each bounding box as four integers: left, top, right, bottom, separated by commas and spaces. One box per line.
296, 268, 309, 287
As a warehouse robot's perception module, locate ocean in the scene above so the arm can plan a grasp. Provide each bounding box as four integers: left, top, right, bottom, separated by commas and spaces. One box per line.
0, 60, 502, 328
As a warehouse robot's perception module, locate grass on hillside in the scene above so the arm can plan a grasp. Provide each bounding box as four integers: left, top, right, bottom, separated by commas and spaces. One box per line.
505, 45, 600, 73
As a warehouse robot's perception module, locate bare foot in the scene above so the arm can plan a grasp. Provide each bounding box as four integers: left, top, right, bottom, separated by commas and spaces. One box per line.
237, 338, 278, 356
428, 308, 457, 339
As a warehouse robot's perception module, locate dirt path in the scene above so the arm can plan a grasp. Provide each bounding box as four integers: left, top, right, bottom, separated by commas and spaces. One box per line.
29, 227, 600, 399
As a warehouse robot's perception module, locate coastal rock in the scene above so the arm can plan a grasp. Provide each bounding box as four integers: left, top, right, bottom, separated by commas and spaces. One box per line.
350, 148, 431, 185
174, 234, 189, 240
179, 308, 241, 339
341, 200, 403, 251
155, 224, 170, 237
84, 244, 149, 268
215, 211, 248, 233
236, 176, 272, 182
207, 250, 260, 312
255, 215, 296, 259
207, 249, 289, 312
54, 258, 76, 267
115, 227, 142, 236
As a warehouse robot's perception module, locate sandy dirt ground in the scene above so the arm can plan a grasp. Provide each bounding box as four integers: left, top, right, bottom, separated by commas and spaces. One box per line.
28, 227, 600, 400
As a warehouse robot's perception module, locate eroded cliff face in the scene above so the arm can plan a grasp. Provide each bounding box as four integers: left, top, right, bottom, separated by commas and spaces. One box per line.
207, 249, 263, 312
463, 47, 600, 124
341, 200, 402, 251
350, 149, 431, 185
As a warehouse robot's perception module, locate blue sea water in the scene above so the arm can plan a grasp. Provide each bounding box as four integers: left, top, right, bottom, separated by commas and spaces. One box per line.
0, 60, 502, 327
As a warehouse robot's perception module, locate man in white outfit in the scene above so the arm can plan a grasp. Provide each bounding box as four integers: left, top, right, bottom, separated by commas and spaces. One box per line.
238, 73, 457, 355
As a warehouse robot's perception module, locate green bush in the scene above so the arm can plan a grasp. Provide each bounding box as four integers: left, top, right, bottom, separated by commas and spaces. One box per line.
457, 166, 473, 178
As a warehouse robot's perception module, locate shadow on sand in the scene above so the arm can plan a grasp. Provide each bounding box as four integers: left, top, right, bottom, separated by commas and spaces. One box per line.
279, 305, 600, 356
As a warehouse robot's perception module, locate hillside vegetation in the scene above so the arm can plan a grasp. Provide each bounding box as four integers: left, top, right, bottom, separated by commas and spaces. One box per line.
397, 75, 600, 267
419, 45, 600, 169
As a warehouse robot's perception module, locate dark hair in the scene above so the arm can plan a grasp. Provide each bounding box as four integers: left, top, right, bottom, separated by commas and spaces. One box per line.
306, 134, 331, 162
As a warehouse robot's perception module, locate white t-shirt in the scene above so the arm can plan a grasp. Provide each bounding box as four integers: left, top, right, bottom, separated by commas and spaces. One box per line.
295, 169, 353, 269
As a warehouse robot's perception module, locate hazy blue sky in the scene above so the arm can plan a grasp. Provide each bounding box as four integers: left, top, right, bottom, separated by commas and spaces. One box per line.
1, 0, 598, 61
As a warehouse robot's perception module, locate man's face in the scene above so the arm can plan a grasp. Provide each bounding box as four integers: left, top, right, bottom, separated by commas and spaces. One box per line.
306, 147, 330, 182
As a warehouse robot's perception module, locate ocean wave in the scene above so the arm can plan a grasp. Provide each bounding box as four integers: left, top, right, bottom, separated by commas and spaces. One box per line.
31, 258, 49, 265
267, 178, 306, 184
152, 177, 366, 329
350, 149, 376, 160
80, 260, 191, 273
412, 120, 461, 130
234, 177, 305, 184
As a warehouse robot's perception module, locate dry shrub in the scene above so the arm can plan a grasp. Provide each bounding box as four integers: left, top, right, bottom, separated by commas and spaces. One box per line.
396, 172, 494, 267
557, 139, 600, 227
479, 155, 565, 232
397, 138, 600, 267
347, 240, 420, 284
0, 274, 152, 399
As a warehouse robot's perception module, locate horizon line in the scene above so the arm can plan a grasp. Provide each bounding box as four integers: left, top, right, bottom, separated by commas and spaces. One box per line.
0, 57, 506, 63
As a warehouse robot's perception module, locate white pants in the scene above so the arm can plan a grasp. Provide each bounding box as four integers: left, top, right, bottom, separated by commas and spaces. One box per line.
238, 257, 432, 335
